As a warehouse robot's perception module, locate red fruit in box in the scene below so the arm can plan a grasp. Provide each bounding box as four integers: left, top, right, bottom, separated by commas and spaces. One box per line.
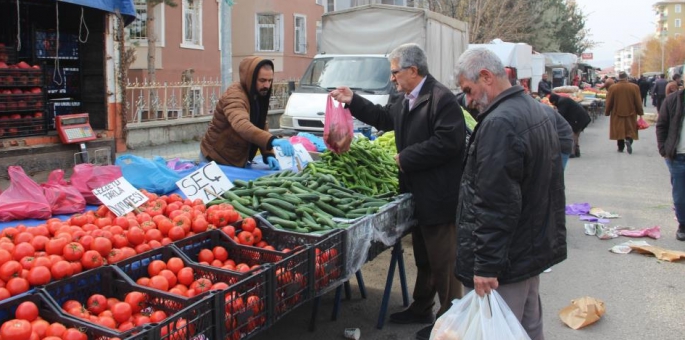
8, 127, 18, 135
11, 89, 22, 94
17, 101, 27, 109
34, 101, 43, 109
0, 62, 7, 69
17, 61, 30, 69
4, 76, 13, 84
32, 65, 40, 70
34, 112, 43, 118
30, 88, 41, 94
10, 113, 21, 120
23, 114, 32, 120
18, 75, 28, 85
0, 103, 5, 111
23, 90, 31, 94
7, 102, 17, 110
1, 89, 10, 94
0, 128, 4, 137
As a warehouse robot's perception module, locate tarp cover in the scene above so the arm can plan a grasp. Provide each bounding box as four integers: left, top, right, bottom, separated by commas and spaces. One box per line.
60, 0, 136, 24
468, 41, 533, 79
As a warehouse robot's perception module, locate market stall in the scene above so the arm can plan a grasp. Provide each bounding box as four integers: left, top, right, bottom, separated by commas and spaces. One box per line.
0, 135, 416, 340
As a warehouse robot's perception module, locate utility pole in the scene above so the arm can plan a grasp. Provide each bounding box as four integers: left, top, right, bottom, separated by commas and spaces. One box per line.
221, 0, 233, 92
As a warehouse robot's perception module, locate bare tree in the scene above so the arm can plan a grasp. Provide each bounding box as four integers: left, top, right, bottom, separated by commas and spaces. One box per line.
115, 12, 137, 142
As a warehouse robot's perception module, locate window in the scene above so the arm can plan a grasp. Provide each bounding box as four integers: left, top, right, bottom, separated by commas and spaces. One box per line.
676, 19, 682, 28
127, 0, 165, 46
316, 0, 324, 5
381, 0, 407, 5
181, 0, 203, 49
256, 14, 282, 52
676, 4, 682, 13
294, 15, 307, 54
325, 0, 354, 12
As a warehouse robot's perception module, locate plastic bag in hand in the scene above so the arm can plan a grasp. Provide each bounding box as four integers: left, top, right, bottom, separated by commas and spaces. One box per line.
324, 96, 354, 154
42, 169, 86, 215
0, 166, 52, 221
70, 163, 123, 205
430, 290, 531, 340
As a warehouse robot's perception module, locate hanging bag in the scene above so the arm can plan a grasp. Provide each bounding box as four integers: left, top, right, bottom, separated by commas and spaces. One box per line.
70, 163, 123, 205
42, 169, 86, 215
324, 96, 354, 154
637, 116, 650, 130
115, 155, 181, 194
0, 166, 52, 221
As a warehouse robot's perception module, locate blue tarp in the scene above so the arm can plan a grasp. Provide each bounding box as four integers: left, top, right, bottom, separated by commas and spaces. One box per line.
59, 0, 137, 25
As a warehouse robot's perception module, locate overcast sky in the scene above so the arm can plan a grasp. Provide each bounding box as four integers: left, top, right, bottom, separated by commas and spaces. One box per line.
574, 0, 656, 68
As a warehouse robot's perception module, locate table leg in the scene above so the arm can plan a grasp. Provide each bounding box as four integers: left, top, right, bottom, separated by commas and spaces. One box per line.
331, 285, 343, 321
309, 296, 321, 332
395, 243, 409, 307
355, 270, 367, 299
376, 246, 399, 329
344, 281, 352, 300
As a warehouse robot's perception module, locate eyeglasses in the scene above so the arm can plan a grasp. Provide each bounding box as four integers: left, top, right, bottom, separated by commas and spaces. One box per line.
391, 67, 410, 76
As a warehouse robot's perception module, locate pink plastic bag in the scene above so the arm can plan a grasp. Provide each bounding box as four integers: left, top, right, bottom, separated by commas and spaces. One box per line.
324, 96, 354, 154
70, 163, 123, 205
289, 136, 317, 152
42, 169, 86, 215
0, 166, 52, 221
637, 116, 650, 130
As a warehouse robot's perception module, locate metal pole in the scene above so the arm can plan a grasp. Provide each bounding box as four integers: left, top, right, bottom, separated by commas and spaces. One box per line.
661, 36, 665, 74
220, 1, 233, 92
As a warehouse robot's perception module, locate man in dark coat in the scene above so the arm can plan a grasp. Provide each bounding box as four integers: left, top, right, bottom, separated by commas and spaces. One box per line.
656, 87, 685, 240
638, 76, 651, 107
538, 73, 552, 97
330, 43, 466, 340
549, 93, 591, 158
605, 72, 644, 154
454, 48, 567, 340
653, 74, 669, 111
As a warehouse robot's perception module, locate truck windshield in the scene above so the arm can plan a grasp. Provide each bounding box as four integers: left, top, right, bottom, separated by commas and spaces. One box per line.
300, 57, 391, 93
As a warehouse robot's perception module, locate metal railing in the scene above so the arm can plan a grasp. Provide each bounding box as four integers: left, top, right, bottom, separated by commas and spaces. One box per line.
125, 78, 295, 124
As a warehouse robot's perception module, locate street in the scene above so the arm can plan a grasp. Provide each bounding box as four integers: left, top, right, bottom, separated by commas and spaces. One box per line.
251, 102, 685, 340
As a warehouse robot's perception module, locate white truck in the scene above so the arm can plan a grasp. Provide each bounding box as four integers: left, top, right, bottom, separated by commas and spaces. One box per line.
279, 4, 469, 133
467, 40, 534, 89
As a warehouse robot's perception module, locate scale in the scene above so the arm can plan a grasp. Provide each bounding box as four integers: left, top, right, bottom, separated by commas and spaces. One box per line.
56, 113, 96, 164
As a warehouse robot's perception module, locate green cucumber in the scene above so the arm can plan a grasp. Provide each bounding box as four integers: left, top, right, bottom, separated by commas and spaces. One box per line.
315, 200, 347, 217
231, 200, 258, 217
293, 194, 320, 202
266, 216, 299, 229
233, 179, 249, 188
261, 203, 296, 220
261, 198, 296, 211
254, 188, 288, 196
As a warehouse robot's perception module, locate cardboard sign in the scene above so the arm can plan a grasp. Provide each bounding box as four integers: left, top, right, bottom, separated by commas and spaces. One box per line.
275, 144, 314, 170
175, 161, 234, 204
92, 177, 149, 217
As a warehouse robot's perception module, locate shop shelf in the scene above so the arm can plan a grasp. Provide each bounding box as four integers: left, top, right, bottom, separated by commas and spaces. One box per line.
0, 291, 138, 340
0, 93, 44, 112
0, 68, 43, 87
174, 230, 310, 323
35, 31, 79, 60
252, 214, 345, 297
114, 245, 247, 301
0, 113, 47, 138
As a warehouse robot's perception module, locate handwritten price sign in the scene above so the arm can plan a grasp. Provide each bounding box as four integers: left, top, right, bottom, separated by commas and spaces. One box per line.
175, 161, 234, 204
92, 177, 149, 217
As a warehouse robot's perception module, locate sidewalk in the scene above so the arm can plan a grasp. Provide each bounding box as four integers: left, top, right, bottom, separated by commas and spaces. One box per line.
117, 140, 201, 162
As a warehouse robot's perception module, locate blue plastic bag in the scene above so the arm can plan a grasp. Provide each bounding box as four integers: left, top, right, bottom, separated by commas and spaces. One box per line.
115, 154, 181, 194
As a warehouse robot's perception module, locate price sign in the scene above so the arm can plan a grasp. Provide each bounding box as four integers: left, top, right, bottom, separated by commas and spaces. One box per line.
92, 177, 149, 217
275, 144, 314, 170
175, 161, 234, 204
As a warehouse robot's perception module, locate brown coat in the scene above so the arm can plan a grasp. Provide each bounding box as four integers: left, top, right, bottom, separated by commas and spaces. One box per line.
604, 79, 644, 140
200, 57, 275, 166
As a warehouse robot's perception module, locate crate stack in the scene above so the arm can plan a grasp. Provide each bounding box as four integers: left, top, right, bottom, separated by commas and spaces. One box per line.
0, 44, 47, 139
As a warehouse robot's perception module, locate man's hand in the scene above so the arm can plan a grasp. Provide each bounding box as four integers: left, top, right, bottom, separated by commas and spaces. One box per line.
394, 153, 403, 172
329, 87, 354, 104
473, 275, 498, 297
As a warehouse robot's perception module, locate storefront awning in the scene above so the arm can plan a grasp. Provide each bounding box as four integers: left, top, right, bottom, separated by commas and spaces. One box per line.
59, 0, 136, 25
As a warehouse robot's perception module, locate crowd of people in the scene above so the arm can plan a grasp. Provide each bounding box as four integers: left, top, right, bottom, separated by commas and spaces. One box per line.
198, 44, 682, 340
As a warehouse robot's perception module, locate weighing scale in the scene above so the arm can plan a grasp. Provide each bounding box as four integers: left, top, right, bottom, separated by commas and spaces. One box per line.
56, 113, 96, 163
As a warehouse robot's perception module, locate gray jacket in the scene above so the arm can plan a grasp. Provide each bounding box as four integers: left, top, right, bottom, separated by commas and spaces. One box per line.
656, 89, 685, 158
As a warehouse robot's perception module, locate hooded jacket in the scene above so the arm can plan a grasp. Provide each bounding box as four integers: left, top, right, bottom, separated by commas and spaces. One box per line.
455, 86, 567, 288
200, 57, 276, 166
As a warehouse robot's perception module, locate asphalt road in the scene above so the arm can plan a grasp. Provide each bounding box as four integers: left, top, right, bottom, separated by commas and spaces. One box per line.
251, 102, 685, 340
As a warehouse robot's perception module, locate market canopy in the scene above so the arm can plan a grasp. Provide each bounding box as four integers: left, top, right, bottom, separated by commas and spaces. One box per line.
59, 0, 136, 25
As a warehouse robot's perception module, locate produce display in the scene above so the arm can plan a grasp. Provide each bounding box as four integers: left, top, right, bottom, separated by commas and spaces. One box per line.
303, 138, 399, 196
0, 58, 45, 138
375, 131, 397, 155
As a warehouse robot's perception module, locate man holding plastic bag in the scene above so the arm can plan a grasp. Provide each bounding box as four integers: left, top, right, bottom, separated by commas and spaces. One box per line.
200, 56, 294, 170
453, 48, 567, 340
330, 43, 466, 340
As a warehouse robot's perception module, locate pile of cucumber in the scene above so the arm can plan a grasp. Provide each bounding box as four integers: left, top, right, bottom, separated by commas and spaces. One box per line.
210, 170, 394, 234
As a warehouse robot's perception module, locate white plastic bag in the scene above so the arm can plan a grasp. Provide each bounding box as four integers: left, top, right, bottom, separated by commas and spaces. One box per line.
430, 290, 531, 340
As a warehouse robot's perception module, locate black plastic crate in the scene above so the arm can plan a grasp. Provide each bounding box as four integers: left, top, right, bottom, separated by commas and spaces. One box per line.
0, 93, 44, 112
0, 44, 17, 64
114, 245, 247, 300
43, 265, 197, 339
0, 291, 140, 340
219, 270, 270, 340
151, 291, 221, 340
252, 214, 345, 296
0, 113, 47, 138
174, 230, 311, 323
0, 68, 43, 87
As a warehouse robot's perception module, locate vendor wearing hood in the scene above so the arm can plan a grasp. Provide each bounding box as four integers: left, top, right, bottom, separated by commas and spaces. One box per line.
200, 56, 293, 169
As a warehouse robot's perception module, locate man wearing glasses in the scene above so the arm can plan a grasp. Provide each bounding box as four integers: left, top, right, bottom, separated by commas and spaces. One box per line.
330, 43, 466, 340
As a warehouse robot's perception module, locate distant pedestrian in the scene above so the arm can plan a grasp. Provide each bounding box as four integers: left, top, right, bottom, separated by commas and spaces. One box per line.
604, 72, 644, 154
656, 86, 685, 241
549, 93, 591, 159
665, 74, 682, 97
538, 73, 552, 97
653, 74, 669, 111
638, 76, 651, 107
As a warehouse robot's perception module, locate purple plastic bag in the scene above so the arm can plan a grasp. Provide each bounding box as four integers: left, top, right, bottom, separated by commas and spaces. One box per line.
566, 203, 591, 215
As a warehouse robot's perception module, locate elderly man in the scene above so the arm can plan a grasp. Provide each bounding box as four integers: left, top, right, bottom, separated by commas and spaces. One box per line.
454, 48, 567, 340
604, 71, 644, 154
538, 73, 552, 97
330, 43, 465, 340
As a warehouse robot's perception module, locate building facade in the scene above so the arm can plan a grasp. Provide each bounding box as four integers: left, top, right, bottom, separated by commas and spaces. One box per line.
654, 0, 685, 39
614, 43, 643, 76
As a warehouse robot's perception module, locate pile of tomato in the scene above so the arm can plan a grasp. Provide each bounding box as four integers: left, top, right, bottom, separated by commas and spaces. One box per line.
1, 300, 90, 340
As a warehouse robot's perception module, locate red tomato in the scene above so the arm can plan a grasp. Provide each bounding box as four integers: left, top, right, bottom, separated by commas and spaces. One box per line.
166, 257, 184, 274
0, 249, 12, 266
157, 218, 173, 236
45, 238, 68, 256
191, 217, 209, 233
189, 278, 212, 294
80, 250, 104, 270
62, 243, 84, 262
91, 237, 112, 257
167, 226, 185, 241
111, 234, 128, 249
133, 314, 151, 327
148, 275, 169, 291
50, 260, 73, 280
30, 319, 49, 338
15, 301, 39, 321
1, 319, 32, 340
69, 214, 88, 227
86, 294, 107, 315
212, 246, 228, 262
0, 261, 22, 282
45, 322, 67, 338
19, 257, 35, 270
241, 218, 257, 233
26, 266, 51, 286
14, 233, 34, 245
197, 249, 214, 263
147, 260, 167, 277
77, 235, 94, 251
251, 227, 263, 244
237, 231, 254, 246
176, 267, 194, 286
61, 328, 86, 340
149, 310, 167, 323
220, 225, 236, 238
30, 236, 49, 251
172, 215, 192, 234
126, 227, 145, 246
6, 277, 29, 296
95, 316, 116, 329
159, 269, 177, 287
111, 302, 133, 324
13, 243, 35, 262
124, 291, 147, 314
0, 287, 11, 300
